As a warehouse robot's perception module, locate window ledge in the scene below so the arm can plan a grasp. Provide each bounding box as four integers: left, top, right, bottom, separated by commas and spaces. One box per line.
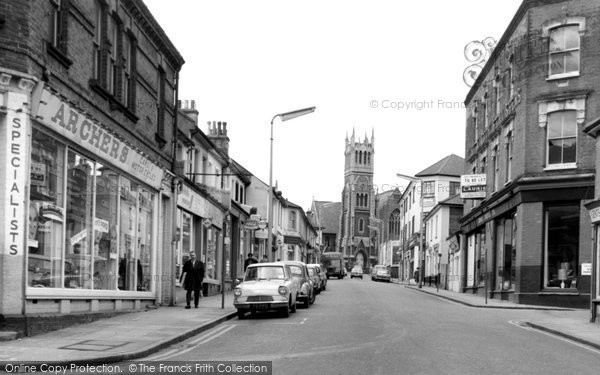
546, 72, 580, 82
539, 289, 580, 296
544, 163, 577, 171
89, 80, 138, 123
46, 42, 72, 68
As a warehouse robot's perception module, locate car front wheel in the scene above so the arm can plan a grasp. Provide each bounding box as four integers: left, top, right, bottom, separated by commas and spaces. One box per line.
237, 310, 246, 320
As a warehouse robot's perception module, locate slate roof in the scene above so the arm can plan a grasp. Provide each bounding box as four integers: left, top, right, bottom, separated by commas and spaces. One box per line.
415, 154, 465, 178
313, 201, 341, 234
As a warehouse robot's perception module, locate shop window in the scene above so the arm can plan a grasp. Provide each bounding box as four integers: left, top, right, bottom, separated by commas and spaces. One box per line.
93, 163, 119, 290
544, 204, 579, 288
138, 188, 155, 291
495, 213, 517, 291
28, 129, 66, 288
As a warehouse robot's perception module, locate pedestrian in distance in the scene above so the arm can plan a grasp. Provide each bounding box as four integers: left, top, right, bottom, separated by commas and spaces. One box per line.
244, 253, 258, 271
179, 251, 204, 309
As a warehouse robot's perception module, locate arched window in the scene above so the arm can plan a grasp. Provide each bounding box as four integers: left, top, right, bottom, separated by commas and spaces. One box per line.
359, 151, 363, 164
367, 152, 371, 164
390, 209, 401, 239
355, 151, 358, 163
359, 218, 364, 232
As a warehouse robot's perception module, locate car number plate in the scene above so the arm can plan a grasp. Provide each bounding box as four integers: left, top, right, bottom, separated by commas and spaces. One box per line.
253, 304, 270, 310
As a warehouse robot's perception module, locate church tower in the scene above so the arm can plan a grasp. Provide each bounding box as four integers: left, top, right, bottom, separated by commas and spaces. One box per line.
338, 129, 376, 272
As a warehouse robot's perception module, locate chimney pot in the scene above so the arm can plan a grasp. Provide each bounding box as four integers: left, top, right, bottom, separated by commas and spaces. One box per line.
191, 100, 196, 109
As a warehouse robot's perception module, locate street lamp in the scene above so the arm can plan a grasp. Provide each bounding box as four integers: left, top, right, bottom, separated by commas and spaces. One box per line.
267, 107, 316, 262
396, 173, 425, 289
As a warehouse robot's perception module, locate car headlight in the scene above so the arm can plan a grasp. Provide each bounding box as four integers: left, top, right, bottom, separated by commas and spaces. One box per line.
233, 288, 242, 297
278, 286, 288, 296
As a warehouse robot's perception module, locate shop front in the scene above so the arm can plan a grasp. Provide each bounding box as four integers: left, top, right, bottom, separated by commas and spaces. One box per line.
0, 84, 172, 321
176, 184, 226, 297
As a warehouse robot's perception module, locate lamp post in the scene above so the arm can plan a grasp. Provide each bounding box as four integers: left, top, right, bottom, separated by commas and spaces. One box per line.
397, 173, 425, 289
267, 107, 316, 262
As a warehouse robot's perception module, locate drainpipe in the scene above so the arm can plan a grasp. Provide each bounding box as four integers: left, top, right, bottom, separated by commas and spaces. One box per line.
170, 70, 180, 306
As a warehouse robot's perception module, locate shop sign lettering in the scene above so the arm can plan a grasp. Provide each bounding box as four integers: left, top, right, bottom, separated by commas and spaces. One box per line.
34, 89, 164, 189
5, 93, 28, 256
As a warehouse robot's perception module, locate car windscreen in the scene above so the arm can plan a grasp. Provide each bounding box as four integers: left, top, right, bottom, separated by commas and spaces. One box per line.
289, 265, 303, 277
245, 266, 285, 281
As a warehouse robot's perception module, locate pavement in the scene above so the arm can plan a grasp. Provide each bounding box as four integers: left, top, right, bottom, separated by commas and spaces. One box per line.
2, 282, 600, 365
0, 292, 236, 365
402, 282, 600, 351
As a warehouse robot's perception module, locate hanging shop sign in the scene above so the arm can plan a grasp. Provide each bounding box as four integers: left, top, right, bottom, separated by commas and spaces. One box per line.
33, 88, 164, 189
255, 229, 268, 239
586, 200, 600, 225
460, 174, 487, 199
3, 92, 29, 256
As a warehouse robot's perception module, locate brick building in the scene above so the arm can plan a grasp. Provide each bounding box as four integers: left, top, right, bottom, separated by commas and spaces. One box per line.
460, 0, 600, 307
0, 0, 184, 334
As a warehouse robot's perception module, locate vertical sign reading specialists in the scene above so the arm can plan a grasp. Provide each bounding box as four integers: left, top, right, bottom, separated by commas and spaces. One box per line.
4, 93, 28, 256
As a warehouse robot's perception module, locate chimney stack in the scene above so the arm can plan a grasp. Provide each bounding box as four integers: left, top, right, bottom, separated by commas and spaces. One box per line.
207, 120, 230, 155
179, 99, 199, 124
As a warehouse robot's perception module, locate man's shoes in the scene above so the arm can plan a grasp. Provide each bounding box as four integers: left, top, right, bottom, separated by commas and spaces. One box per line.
194, 305, 198, 308
185, 305, 191, 309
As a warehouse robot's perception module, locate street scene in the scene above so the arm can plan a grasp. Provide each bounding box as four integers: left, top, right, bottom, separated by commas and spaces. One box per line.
2, 0, 600, 374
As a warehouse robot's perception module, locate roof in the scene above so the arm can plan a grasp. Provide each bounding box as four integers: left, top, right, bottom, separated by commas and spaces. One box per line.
313, 201, 341, 234
439, 194, 464, 206
415, 154, 465, 178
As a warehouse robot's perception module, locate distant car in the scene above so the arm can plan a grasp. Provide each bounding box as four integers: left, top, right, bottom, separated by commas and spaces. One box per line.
350, 265, 363, 279
307, 265, 321, 295
279, 261, 315, 308
371, 265, 391, 282
233, 263, 298, 319
308, 263, 327, 291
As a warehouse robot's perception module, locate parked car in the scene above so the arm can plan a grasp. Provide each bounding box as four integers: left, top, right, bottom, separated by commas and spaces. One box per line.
371, 265, 391, 282
279, 261, 315, 307
233, 262, 298, 319
307, 265, 321, 295
307, 263, 327, 291
350, 265, 363, 279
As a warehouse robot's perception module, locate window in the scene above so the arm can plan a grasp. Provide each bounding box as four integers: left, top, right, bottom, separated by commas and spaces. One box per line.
549, 25, 580, 77
506, 62, 514, 100
483, 94, 489, 129
494, 83, 501, 117
156, 68, 166, 143
495, 213, 517, 291
93, 0, 103, 80
492, 145, 499, 192
50, 0, 68, 53
389, 210, 401, 239
27, 129, 155, 291
449, 181, 460, 196
289, 210, 297, 231
544, 204, 579, 289
358, 218, 364, 233
422, 181, 434, 197
547, 111, 576, 166
505, 128, 513, 182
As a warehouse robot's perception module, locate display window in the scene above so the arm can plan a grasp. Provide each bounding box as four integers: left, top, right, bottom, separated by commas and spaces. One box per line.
27, 127, 157, 293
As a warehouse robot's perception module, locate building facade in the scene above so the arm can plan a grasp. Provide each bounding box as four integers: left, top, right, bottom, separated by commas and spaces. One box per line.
0, 0, 184, 333
375, 189, 402, 269
338, 129, 376, 272
460, 0, 599, 307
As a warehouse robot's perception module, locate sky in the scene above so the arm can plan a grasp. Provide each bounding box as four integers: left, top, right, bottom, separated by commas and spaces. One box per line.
143, 0, 523, 211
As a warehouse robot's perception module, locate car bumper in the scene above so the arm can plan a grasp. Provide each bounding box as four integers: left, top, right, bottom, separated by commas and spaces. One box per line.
373, 275, 391, 281
234, 301, 289, 311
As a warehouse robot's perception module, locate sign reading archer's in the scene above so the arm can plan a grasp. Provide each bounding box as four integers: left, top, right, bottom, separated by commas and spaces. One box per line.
460, 174, 487, 199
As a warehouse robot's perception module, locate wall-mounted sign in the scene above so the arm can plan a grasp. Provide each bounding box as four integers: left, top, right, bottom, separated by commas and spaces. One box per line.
244, 220, 259, 230
582, 263, 592, 276
34, 88, 164, 189
586, 200, 600, 224
460, 174, 486, 199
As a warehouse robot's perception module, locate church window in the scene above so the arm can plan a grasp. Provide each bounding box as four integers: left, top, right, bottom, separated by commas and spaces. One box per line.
359, 218, 364, 232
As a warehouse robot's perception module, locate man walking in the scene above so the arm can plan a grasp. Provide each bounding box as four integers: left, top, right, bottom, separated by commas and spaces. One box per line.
180, 251, 204, 309
244, 253, 258, 271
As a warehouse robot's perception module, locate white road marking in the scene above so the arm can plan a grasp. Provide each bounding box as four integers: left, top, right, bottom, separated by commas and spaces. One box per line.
145, 325, 237, 360
508, 320, 600, 355
300, 318, 307, 325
